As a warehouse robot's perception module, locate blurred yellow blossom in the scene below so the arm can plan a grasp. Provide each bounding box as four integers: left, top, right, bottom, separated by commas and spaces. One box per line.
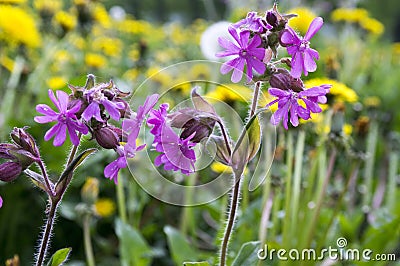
85, 53, 106, 68
305, 78, 358, 103
123, 69, 139, 81
364, 96, 381, 108
46, 76, 67, 90
54, 11, 76, 31
287, 7, 317, 35
93, 3, 111, 28
343, 123, 353, 136
205, 83, 252, 103
81, 177, 99, 204
92, 36, 123, 57
94, 198, 115, 218
34, 0, 62, 13
211, 162, 232, 174
331, 8, 384, 36
0, 5, 41, 47
146, 66, 172, 87
190, 63, 211, 80
0, 0, 25, 4
0, 55, 15, 72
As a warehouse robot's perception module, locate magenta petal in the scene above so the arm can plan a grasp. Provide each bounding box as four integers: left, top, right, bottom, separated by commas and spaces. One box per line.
48, 90, 60, 111
82, 102, 102, 122
304, 17, 323, 41
36, 104, 57, 116
247, 34, 262, 49
66, 122, 80, 146
34, 115, 57, 124
53, 123, 67, 146
44, 123, 62, 141
268, 88, 290, 97
238, 30, 250, 48
280, 29, 295, 45
231, 59, 245, 82
290, 52, 303, 78
103, 100, 121, 121
217, 37, 240, 52
56, 90, 69, 112
290, 105, 299, 127
303, 51, 317, 73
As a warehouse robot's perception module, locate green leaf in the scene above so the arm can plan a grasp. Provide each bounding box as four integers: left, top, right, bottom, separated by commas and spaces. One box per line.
46, 247, 72, 266
115, 219, 152, 266
164, 225, 199, 265
232, 241, 260, 266
232, 112, 263, 175
183, 262, 211, 266
56, 148, 97, 191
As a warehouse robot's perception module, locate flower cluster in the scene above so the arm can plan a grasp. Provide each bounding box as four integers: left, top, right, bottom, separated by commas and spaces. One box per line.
216, 5, 330, 128
33, 74, 159, 184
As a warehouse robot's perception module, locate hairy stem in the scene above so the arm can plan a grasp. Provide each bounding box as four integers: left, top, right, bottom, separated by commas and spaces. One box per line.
38, 161, 55, 197
83, 214, 96, 266
35, 136, 82, 265
250, 82, 261, 117
219, 172, 242, 266
35, 199, 58, 266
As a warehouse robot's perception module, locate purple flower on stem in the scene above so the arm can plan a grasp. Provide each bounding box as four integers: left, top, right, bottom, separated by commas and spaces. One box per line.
104, 94, 159, 183
148, 105, 197, 175
34, 90, 88, 146
82, 87, 125, 122
233, 12, 271, 33
280, 17, 323, 78
216, 26, 266, 83
267, 85, 330, 129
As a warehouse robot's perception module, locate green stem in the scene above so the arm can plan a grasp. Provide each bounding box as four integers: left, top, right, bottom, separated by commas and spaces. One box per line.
282, 131, 293, 248
219, 172, 242, 266
35, 199, 58, 266
304, 147, 337, 249
362, 121, 378, 208
35, 138, 82, 265
83, 214, 96, 266
250, 82, 261, 116
319, 162, 360, 249
387, 152, 398, 210
290, 130, 305, 236
116, 172, 127, 223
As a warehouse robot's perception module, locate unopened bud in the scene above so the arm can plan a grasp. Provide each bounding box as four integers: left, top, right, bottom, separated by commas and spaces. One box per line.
93, 126, 119, 149
269, 68, 303, 92
0, 162, 22, 182
266, 11, 278, 28
10, 127, 39, 157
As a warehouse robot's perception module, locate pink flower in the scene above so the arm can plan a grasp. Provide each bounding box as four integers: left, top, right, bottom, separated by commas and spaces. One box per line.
267, 85, 330, 129
216, 26, 265, 83
280, 17, 323, 78
0, 195, 3, 208
34, 90, 88, 146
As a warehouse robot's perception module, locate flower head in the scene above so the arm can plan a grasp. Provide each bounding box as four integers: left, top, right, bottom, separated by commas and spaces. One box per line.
233, 12, 271, 33
267, 84, 330, 129
148, 104, 197, 175
34, 90, 88, 146
104, 94, 159, 183
216, 26, 265, 83
280, 17, 323, 78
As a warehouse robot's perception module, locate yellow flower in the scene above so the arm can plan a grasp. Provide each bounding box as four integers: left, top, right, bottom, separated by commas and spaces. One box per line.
211, 161, 232, 174
81, 177, 99, 204
331, 8, 369, 23
117, 18, 151, 35
0, 5, 41, 47
392, 42, 400, 56
54, 11, 76, 31
0, 55, 15, 72
92, 36, 123, 57
128, 47, 140, 61
46, 76, 67, 90
287, 7, 317, 35
343, 123, 353, 136
146, 66, 172, 87
68, 33, 86, 49
0, 0, 26, 4
359, 17, 384, 36
190, 63, 211, 80
85, 53, 106, 68
93, 3, 111, 28
205, 83, 252, 103
94, 198, 115, 218
170, 79, 192, 94
305, 78, 358, 103
34, 0, 62, 14
123, 68, 139, 81
364, 96, 381, 108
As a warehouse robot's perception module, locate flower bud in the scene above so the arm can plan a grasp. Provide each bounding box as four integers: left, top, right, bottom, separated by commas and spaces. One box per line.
10, 127, 40, 157
169, 108, 216, 143
269, 68, 304, 92
93, 126, 119, 149
266, 11, 278, 28
8, 149, 38, 169
0, 162, 22, 182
